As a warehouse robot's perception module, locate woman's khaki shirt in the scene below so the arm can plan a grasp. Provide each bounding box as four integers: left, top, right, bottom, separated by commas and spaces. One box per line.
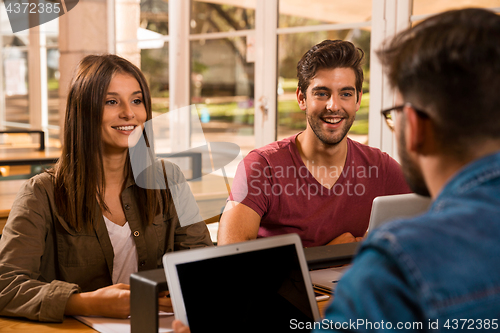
0, 164, 212, 322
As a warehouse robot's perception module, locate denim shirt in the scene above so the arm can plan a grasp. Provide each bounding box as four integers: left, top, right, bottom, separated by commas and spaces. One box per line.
316, 151, 500, 332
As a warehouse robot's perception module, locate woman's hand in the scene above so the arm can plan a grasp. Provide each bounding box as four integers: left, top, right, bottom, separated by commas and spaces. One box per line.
65, 284, 130, 318
173, 320, 191, 333
65, 284, 174, 318
158, 291, 173, 313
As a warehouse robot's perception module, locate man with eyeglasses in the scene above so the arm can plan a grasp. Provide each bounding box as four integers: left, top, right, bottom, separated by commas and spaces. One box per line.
314, 7, 500, 331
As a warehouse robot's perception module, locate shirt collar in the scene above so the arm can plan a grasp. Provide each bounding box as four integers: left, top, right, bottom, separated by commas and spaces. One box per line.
124, 169, 137, 189
435, 150, 500, 200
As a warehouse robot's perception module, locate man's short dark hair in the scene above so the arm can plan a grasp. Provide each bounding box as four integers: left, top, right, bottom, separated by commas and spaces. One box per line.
297, 40, 364, 100
378, 8, 500, 158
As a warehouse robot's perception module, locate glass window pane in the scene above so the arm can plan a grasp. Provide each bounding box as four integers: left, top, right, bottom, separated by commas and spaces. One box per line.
279, 0, 371, 28
1, 3, 29, 128
45, 18, 60, 141
46, 35, 58, 48
413, 0, 499, 17
191, 1, 255, 34
191, 37, 255, 156
277, 29, 370, 145
141, 45, 170, 114
47, 48, 59, 128
3, 47, 29, 125
140, 0, 169, 35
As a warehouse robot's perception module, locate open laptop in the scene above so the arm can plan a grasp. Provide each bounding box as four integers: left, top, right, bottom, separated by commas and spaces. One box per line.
368, 193, 432, 232
308, 194, 432, 295
163, 234, 321, 333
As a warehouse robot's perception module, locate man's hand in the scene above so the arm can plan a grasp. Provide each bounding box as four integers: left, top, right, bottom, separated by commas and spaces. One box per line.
173, 320, 191, 333
326, 232, 364, 245
65, 283, 130, 318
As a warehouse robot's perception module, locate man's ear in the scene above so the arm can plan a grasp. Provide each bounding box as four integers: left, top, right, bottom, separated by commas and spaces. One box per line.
404, 106, 431, 154
355, 91, 363, 112
296, 87, 307, 111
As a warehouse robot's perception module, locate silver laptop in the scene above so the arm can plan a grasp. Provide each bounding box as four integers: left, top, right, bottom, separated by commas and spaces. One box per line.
163, 234, 321, 333
310, 265, 350, 295
368, 193, 432, 232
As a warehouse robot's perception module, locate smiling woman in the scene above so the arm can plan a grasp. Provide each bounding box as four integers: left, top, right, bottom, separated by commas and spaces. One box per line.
101, 73, 147, 154
0, 54, 213, 323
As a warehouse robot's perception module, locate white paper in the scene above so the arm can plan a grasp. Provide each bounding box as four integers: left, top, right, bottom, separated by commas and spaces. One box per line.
74, 312, 174, 333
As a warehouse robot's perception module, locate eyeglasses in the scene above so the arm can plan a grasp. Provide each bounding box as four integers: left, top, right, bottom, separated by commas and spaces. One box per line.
381, 103, 429, 132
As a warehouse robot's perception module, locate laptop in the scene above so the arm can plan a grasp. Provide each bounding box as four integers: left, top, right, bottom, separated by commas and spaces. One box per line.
368, 193, 432, 232
310, 265, 350, 295
163, 234, 321, 333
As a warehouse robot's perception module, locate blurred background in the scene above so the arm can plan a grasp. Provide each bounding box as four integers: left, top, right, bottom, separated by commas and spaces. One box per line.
1, 0, 499, 235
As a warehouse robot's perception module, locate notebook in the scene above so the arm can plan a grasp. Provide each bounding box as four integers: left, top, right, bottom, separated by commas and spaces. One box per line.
368, 193, 432, 232
163, 233, 321, 333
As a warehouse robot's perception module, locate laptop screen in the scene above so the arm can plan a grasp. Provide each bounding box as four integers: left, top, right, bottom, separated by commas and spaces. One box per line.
175, 244, 316, 333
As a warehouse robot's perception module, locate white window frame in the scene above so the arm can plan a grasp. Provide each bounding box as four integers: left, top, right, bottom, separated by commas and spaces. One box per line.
254, 0, 277, 147
369, 2, 500, 158
170, 0, 277, 148
28, 25, 48, 132
0, 10, 55, 145
179, 0, 373, 149
0, 33, 48, 131
169, 0, 191, 151
118, 1, 500, 156
368, 0, 412, 158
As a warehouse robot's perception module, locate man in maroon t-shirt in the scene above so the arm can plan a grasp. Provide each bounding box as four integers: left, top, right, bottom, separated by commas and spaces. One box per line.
218, 40, 410, 247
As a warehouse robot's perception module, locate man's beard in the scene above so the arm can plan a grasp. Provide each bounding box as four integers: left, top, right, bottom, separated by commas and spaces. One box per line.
397, 121, 431, 197
306, 109, 354, 146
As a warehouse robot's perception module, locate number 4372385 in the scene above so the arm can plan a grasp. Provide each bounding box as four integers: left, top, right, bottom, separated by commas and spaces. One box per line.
444, 319, 498, 330
5, 2, 61, 14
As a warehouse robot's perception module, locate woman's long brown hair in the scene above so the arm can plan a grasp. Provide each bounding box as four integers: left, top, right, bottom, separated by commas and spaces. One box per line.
53, 54, 167, 232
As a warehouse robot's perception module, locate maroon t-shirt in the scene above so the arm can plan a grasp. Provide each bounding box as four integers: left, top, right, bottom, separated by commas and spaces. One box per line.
229, 133, 411, 247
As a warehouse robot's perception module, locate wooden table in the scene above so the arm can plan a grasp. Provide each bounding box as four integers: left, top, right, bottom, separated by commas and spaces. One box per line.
0, 130, 46, 151
0, 316, 94, 332
0, 179, 27, 233
317, 296, 331, 316
0, 298, 331, 332
0, 147, 61, 166
0, 148, 57, 226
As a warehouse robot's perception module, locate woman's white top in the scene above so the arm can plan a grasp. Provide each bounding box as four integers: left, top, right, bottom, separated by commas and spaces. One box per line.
103, 215, 138, 285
